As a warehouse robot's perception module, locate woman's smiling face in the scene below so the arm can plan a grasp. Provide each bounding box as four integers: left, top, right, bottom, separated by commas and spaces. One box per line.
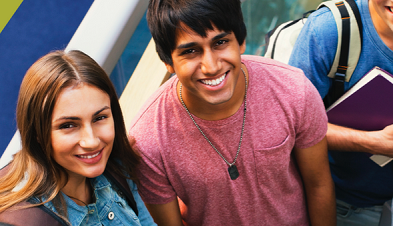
50, 83, 115, 180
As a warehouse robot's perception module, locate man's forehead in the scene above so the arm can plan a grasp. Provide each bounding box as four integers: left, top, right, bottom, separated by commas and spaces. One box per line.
174, 22, 229, 45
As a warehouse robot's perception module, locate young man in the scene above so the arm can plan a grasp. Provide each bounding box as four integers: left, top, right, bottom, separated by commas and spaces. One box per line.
129, 0, 335, 225
289, 0, 393, 225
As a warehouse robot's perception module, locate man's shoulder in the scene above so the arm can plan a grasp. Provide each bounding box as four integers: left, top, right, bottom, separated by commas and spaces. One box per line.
310, 4, 333, 19
242, 55, 305, 79
302, 3, 338, 37
243, 55, 314, 102
242, 54, 297, 67
306, 0, 363, 35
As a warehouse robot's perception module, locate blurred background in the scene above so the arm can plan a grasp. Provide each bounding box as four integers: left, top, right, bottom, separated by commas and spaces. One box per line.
0, 0, 323, 157
242, 0, 323, 55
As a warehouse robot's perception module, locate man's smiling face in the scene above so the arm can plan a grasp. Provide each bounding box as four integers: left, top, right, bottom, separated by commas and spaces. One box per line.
166, 24, 246, 110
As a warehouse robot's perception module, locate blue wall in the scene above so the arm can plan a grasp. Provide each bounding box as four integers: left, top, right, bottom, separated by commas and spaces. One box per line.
0, 0, 94, 155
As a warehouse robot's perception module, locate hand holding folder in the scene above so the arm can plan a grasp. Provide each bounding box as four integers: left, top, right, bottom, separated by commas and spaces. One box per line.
327, 67, 393, 166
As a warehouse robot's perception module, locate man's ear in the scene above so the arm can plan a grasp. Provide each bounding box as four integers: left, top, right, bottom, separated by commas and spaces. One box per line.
240, 40, 246, 54
165, 63, 175, 74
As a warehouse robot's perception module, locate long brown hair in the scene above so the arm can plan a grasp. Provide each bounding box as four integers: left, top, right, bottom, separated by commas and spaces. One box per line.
0, 50, 140, 218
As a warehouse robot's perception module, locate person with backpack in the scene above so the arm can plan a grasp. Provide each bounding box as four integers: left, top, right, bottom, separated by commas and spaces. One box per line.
0, 50, 156, 226
128, 0, 336, 225
288, 0, 393, 225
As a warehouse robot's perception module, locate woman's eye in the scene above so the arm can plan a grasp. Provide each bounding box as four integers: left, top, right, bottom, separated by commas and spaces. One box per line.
94, 115, 107, 122
59, 123, 75, 129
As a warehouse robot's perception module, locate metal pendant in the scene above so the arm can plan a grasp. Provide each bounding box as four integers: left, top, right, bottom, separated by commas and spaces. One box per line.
228, 165, 239, 180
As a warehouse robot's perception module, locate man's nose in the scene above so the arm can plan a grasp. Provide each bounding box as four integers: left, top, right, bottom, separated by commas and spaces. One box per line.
201, 49, 222, 75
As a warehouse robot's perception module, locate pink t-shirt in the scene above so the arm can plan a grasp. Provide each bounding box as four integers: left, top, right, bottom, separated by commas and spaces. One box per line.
130, 55, 327, 225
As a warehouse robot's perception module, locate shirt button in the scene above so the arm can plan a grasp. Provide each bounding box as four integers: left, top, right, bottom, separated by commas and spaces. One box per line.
117, 190, 124, 198
88, 209, 94, 214
108, 211, 115, 220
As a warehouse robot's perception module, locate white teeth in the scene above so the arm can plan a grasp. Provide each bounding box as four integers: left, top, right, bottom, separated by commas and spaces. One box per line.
78, 151, 100, 159
201, 73, 226, 86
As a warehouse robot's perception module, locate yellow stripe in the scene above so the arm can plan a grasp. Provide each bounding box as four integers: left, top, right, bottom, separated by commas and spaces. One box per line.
336, 2, 344, 7
0, 0, 24, 34
338, 65, 348, 70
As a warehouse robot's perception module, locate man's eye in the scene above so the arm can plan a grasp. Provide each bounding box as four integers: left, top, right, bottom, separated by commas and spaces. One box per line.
216, 40, 227, 46
182, 49, 196, 55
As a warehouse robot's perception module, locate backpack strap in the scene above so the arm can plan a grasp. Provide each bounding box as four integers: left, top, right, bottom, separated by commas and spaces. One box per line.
266, 10, 314, 60
264, 10, 314, 63
0, 202, 69, 226
104, 170, 139, 216
318, 0, 362, 107
0, 164, 69, 226
318, 0, 362, 82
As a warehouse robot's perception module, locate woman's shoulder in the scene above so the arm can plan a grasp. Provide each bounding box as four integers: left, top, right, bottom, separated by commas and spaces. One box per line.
0, 164, 68, 225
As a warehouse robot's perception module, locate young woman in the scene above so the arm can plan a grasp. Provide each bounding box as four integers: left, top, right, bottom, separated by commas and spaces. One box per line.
0, 50, 156, 226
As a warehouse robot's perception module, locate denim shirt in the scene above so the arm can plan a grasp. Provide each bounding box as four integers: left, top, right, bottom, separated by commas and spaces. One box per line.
43, 174, 156, 226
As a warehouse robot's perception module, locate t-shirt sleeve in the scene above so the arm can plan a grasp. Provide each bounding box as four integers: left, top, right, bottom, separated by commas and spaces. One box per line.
135, 144, 177, 205
294, 76, 328, 149
288, 8, 338, 98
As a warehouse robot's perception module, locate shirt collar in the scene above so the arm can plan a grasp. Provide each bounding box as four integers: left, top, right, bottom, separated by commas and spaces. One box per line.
44, 174, 112, 226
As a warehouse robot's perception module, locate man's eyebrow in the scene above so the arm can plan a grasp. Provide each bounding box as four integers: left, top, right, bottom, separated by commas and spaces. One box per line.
212, 32, 230, 41
177, 42, 197, 50
176, 31, 231, 50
